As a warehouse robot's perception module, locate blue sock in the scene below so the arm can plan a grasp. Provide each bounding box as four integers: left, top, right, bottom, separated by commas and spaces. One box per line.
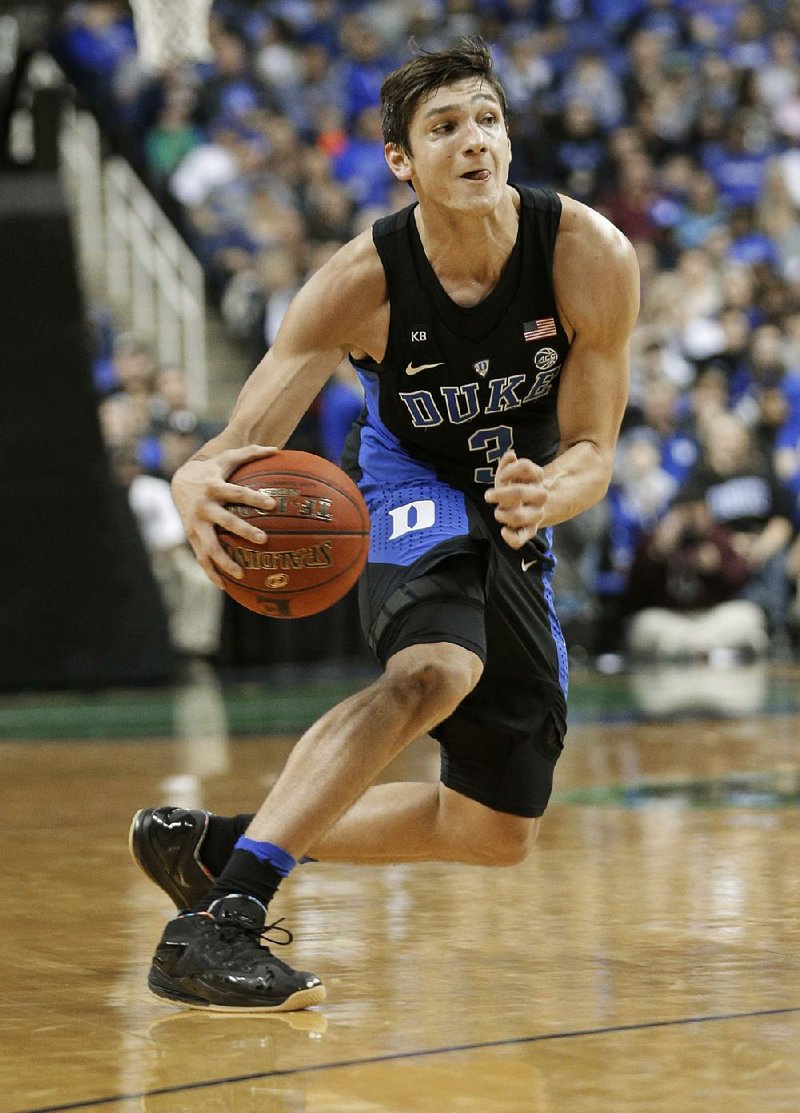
194, 837, 298, 912
234, 836, 297, 876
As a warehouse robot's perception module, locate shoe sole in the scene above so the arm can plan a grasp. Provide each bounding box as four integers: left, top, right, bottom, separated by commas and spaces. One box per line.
148, 970, 327, 1013
128, 808, 209, 909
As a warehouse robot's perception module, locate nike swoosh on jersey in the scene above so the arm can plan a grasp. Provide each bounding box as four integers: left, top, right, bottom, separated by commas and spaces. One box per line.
521, 558, 537, 573
405, 361, 444, 375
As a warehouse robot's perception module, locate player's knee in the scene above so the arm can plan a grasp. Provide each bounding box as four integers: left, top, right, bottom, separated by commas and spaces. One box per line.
429, 654, 483, 713
442, 790, 539, 865
384, 650, 482, 721
486, 821, 538, 865
469, 817, 538, 866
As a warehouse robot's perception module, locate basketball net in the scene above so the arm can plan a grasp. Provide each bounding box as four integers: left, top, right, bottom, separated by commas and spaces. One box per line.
128, 0, 215, 73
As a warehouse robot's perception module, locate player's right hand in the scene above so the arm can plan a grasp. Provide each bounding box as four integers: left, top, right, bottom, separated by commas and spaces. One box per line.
171, 445, 278, 587
484, 450, 548, 549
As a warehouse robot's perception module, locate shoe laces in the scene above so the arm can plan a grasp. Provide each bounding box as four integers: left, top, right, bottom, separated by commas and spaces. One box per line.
214, 914, 297, 974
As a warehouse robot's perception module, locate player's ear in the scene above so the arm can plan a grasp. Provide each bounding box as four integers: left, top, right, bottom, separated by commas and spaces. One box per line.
385, 142, 412, 182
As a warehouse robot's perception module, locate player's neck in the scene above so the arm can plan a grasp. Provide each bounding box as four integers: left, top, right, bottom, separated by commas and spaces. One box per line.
415, 191, 520, 306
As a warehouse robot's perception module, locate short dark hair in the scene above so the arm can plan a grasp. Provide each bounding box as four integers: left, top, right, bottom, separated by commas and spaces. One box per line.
380, 38, 508, 154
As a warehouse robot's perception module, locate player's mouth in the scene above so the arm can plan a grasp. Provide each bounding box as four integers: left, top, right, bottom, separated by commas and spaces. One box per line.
461, 169, 490, 181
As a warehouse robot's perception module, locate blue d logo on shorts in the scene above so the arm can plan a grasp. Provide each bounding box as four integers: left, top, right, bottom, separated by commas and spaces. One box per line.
366, 482, 469, 567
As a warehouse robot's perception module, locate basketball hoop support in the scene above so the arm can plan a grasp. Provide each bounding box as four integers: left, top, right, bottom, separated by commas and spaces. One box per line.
128, 0, 214, 73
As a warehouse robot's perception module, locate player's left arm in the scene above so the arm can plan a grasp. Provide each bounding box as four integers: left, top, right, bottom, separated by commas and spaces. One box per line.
486, 198, 639, 549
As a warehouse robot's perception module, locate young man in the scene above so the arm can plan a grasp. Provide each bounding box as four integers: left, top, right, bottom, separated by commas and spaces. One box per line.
131, 38, 639, 1012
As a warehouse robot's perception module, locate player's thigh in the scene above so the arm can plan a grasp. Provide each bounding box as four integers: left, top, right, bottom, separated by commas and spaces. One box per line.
359, 546, 489, 665
431, 537, 569, 819
357, 474, 489, 661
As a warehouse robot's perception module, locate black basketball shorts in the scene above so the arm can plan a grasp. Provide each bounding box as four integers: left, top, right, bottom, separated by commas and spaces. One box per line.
357, 480, 569, 818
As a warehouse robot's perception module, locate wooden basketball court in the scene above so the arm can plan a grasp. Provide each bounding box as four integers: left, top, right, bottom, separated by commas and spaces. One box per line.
3, 660, 799, 1112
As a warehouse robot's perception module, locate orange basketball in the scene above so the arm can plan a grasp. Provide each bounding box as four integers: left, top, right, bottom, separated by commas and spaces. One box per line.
216, 451, 370, 619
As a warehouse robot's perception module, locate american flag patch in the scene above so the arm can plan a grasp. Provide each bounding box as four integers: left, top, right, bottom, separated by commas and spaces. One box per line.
523, 317, 557, 341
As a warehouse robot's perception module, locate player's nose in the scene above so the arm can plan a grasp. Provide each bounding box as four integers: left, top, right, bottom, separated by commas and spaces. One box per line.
462, 119, 487, 150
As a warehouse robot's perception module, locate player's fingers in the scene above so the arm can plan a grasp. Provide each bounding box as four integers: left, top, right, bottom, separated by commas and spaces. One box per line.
492, 503, 533, 529
486, 480, 546, 510
485, 478, 527, 505
208, 546, 246, 583
198, 555, 229, 589
207, 503, 269, 545
486, 494, 525, 517
187, 527, 244, 585
487, 458, 543, 500
492, 450, 517, 485
220, 444, 280, 473
215, 479, 276, 514
500, 523, 536, 550
206, 537, 246, 582
498, 456, 542, 485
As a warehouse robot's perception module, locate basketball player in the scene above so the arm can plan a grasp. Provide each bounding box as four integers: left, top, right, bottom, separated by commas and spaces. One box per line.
131, 38, 639, 1012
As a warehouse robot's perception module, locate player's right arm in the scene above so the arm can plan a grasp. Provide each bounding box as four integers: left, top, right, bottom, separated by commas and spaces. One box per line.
171, 231, 388, 587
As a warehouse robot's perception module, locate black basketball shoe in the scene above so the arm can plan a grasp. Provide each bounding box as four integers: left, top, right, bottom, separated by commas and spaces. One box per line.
129, 806, 214, 910
148, 894, 326, 1012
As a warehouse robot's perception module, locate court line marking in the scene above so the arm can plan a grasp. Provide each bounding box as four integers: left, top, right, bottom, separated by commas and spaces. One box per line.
15, 1004, 800, 1113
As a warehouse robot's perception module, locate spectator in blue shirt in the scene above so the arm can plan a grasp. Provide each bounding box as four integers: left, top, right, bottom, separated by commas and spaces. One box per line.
317, 361, 364, 465
724, 3, 771, 73
55, 0, 136, 91
726, 205, 781, 270
559, 48, 625, 131
703, 114, 773, 209
628, 369, 700, 486
193, 30, 275, 129
332, 105, 394, 208
548, 99, 609, 203
674, 167, 729, 250
338, 17, 391, 123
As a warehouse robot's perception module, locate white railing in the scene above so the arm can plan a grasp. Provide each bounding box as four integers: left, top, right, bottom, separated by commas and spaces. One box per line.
59, 106, 208, 411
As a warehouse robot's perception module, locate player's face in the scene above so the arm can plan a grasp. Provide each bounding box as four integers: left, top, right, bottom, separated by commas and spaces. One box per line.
386, 78, 511, 213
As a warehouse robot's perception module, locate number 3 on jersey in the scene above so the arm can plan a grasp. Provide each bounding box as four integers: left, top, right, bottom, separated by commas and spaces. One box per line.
468, 425, 514, 484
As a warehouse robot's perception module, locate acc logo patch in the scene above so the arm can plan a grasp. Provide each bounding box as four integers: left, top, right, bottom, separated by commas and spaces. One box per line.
534, 346, 559, 371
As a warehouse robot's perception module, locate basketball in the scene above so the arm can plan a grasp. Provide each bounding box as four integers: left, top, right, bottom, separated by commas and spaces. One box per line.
216, 451, 370, 619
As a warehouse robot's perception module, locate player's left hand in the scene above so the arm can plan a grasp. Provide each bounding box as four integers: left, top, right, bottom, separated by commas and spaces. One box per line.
484, 450, 548, 549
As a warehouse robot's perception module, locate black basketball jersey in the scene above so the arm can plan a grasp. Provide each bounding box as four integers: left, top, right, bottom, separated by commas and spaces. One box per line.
345, 185, 570, 502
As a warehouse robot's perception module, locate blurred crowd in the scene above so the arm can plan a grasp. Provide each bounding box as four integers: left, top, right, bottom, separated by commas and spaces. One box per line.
90, 317, 226, 662
53, 0, 800, 661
